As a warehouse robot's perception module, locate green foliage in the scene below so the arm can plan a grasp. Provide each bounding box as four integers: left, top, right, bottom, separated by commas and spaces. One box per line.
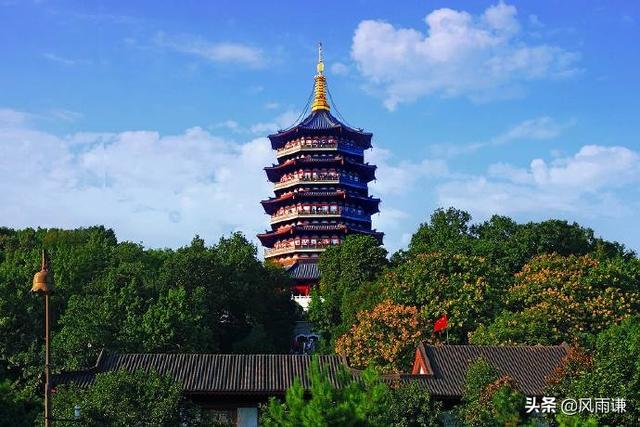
138, 286, 213, 352
2, 208, 639, 425
456, 358, 528, 427
554, 413, 599, 427
0, 379, 39, 426
314, 207, 637, 379
0, 226, 119, 385
470, 308, 562, 346
0, 227, 298, 412
261, 356, 390, 427
309, 234, 388, 347
382, 252, 508, 344
373, 381, 442, 427
408, 208, 474, 257
262, 357, 441, 426
471, 254, 640, 346
408, 209, 630, 274
52, 369, 211, 426
551, 317, 640, 426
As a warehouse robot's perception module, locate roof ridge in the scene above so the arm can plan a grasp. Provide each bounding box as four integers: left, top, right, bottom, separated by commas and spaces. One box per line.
424, 343, 567, 349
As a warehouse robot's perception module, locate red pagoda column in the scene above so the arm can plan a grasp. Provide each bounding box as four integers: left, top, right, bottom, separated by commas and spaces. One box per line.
258, 44, 383, 310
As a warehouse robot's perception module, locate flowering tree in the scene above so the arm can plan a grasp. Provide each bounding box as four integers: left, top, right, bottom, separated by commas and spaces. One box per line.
335, 299, 425, 373
382, 252, 508, 344
471, 254, 640, 345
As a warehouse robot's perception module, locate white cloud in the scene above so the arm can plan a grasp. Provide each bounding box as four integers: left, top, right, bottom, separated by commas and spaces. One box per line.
351, 2, 580, 109
213, 120, 241, 132
249, 110, 299, 134
154, 32, 264, 68
330, 62, 349, 76
369, 146, 449, 195
0, 108, 31, 126
371, 207, 409, 234
496, 116, 567, 142
431, 116, 571, 157
43, 53, 88, 66
47, 109, 83, 122
0, 117, 276, 249
437, 145, 640, 218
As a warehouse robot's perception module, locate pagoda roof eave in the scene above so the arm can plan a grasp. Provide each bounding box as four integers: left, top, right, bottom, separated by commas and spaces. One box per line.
260, 192, 381, 214
268, 110, 372, 150
264, 159, 377, 183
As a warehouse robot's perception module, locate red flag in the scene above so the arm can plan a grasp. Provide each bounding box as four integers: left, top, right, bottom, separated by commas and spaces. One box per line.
434, 314, 448, 333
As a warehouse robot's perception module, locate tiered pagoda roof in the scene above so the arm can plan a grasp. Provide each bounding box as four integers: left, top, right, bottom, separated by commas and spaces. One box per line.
260, 190, 380, 215
257, 44, 383, 307
268, 109, 372, 149
264, 156, 376, 182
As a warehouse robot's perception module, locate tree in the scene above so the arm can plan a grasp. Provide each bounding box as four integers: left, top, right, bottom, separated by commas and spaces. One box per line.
471, 254, 640, 345
0, 226, 298, 410
550, 317, 640, 426
455, 359, 527, 427
407, 208, 474, 257
262, 357, 389, 427
138, 286, 215, 353
471, 217, 602, 274
406, 209, 630, 275
0, 227, 122, 387
0, 379, 38, 427
52, 369, 211, 426
382, 252, 509, 344
334, 300, 424, 373
309, 235, 388, 347
373, 381, 442, 427
470, 308, 562, 346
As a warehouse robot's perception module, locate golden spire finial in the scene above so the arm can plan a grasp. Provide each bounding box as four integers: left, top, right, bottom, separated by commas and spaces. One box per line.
317, 42, 324, 75
311, 42, 330, 112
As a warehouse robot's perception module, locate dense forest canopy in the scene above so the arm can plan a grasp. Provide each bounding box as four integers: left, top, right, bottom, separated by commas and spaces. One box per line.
307, 208, 640, 425
311, 208, 638, 356
1, 208, 638, 425
0, 226, 299, 425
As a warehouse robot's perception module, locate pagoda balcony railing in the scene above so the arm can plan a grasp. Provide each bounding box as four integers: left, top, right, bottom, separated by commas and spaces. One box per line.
292, 295, 312, 310
270, 208, 370, 223
264, 244, 335, 258
276, 142, 363, 158
273, 175, 366, 191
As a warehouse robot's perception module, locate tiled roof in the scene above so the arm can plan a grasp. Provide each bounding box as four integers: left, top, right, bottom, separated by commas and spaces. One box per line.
269, 110, 372, 149
54, 353, 346, 395
54, 345, 567, 399
287, 262, 320, 280
414, 344, 568, 397
260, 191, 380, 212
264, 157, 376, 182
297, 109, 346, 130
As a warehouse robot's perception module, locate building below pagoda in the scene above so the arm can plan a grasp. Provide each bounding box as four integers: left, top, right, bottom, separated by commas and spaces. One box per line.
258, 45, 382, 309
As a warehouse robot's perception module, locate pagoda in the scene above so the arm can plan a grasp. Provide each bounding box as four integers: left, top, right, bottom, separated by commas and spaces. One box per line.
258, 44, 383, 309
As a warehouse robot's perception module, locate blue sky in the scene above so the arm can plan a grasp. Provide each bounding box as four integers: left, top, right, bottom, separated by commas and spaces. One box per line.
1, 0, 639, 254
